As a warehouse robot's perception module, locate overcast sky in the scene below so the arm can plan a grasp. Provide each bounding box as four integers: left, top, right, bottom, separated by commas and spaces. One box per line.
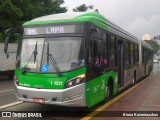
63, 0, 160, 39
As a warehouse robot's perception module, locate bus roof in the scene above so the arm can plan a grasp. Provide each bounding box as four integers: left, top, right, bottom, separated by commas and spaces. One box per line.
31, 12, 106, 22
23, 12, 106, 26
23, 12, 139, 43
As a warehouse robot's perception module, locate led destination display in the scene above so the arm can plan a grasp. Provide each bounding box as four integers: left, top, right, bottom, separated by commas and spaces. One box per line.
24, 24, 84, 35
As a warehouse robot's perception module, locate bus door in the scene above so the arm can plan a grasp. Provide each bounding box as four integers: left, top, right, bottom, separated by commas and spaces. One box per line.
92, 39, 104, 76
144, 49, 147, 75
117, 40, 124, 88
142, 47, 147, 76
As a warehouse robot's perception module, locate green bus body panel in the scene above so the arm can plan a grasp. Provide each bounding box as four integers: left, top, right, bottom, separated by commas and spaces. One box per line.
15, 67, 86, 89
23, 13, 108, 31
85, 70, 117, 107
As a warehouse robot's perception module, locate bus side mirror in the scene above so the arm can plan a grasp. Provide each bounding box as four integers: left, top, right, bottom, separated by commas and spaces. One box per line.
4, 28, 19, 57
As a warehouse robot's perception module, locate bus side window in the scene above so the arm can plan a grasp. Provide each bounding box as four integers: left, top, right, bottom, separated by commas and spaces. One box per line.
92, 40, 97, 57
92, 39, 103, 67
103, 33, 108, 69
143, 48, 147, 64
142, 47, 145, 64
134, 44, 139, 64
128, 42, 131, 65
130, 43, 134, 65
124, 41, 129, 67
110, 35, 116, 68
136, 45, 139, 63
96, 40, 103, 67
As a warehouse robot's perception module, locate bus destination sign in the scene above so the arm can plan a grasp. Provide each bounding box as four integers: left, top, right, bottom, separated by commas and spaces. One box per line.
24, 25, 83, 35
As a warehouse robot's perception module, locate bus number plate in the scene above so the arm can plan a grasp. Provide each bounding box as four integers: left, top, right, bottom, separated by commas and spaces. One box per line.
33, 98, 45, 103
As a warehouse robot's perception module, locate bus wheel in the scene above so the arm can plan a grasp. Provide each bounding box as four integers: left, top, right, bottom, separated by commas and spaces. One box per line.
8, 73, 14, 80
106, 82, 112, 99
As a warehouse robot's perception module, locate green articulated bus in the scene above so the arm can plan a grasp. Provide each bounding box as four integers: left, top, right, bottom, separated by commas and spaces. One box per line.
4, 12, 153, 107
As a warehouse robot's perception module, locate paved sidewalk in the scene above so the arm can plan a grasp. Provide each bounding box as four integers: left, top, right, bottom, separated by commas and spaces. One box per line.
92, 72, 160, 120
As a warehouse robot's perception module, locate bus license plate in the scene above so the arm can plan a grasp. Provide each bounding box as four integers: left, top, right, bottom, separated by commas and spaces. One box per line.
33, 98, 45, 103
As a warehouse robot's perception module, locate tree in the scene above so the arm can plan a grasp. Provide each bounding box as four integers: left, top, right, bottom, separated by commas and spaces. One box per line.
73, 4, 94, 12
0, 0, 23, 42
17, 0, 67, 21
145, 40, 160, 55
0, 0, 67, 43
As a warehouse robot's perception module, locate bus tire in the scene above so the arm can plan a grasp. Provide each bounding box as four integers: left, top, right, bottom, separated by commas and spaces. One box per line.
106, 81, 112, 100
8, 73, 14, 80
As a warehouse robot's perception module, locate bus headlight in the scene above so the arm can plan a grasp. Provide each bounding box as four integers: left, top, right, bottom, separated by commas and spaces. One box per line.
65, 74, 85, 88
14, 75, 19, 85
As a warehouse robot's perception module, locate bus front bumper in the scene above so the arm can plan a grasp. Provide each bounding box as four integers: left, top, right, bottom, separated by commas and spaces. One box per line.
14, 83, 86, 107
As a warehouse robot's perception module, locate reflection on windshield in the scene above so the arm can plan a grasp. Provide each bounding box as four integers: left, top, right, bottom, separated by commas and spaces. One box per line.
21, 41, 38, 74
20, 38, 44, 72
42, 37, 84, 72
18, 37, 84, 73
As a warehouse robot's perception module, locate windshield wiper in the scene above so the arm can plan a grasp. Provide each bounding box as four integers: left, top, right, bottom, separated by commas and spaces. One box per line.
46, 43, 61, 76
22, 41, 38, 74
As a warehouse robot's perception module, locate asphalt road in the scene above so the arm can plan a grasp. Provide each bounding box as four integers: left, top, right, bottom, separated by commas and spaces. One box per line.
0, 76, 16, 107
0, 75, 96, 119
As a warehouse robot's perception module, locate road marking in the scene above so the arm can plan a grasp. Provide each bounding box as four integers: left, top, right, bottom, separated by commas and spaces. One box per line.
0, 101, 23, 110
0, 89, 14, 93
81, 77, 149, 120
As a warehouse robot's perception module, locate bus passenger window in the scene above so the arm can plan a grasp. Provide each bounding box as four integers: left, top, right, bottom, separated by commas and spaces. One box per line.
93, 40, 104, 67
124, 42, 129, 67
96, 40, 103, 67
130, 43, 134, 65
110, 35, 116, 68
102, 33, 108, 68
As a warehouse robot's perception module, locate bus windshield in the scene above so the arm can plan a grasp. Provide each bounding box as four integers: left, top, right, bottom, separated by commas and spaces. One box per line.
18, 37, 84, 73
